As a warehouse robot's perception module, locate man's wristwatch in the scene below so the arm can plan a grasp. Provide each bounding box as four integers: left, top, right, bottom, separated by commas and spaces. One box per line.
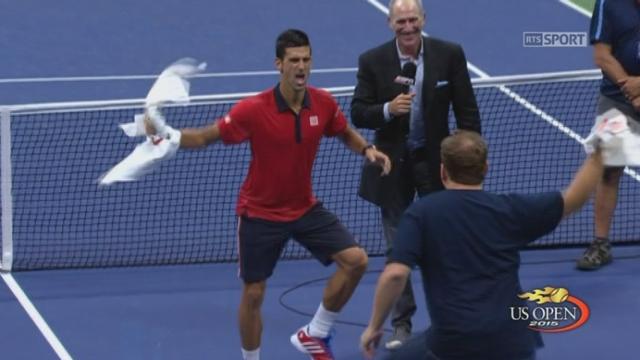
361, 144, 376, 155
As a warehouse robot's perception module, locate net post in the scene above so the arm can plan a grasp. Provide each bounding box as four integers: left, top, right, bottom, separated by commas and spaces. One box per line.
1, 107, 13, 271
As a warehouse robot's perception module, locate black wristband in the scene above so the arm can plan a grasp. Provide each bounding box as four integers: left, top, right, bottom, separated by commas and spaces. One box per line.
361, 144, 375, 155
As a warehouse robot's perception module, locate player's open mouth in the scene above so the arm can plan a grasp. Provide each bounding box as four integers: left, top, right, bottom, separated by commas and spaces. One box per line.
295, 74, 306, 85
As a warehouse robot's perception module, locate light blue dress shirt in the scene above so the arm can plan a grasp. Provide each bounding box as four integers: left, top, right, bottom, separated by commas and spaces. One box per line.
383, 40, 425, 151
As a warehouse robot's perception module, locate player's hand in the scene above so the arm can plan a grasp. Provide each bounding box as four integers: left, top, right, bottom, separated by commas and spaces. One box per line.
365, 146, 392, 175
144, 106, 169, 137
360, 326, 383, 359
144, 113, 157, 135
388, 93, 415, 117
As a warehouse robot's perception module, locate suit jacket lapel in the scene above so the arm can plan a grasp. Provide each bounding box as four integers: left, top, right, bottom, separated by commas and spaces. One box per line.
421, 37, 437, 114
385, 40, 404, 95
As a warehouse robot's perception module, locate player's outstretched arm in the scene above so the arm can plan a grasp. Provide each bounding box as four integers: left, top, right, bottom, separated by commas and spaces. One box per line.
145, 116, 220, 149
178, 123, 220, 149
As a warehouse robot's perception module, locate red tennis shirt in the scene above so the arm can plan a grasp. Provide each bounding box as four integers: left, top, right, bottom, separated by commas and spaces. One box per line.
217, 85, 348, 222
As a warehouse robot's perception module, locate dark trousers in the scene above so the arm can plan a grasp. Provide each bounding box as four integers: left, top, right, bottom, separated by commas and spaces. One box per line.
382, 331, 537, 360
381, 150, 436, 330
381, 332, 439, 360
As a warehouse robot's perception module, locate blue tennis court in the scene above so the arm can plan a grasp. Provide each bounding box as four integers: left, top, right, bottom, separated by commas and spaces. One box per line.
1, 1, 639, 359
3, 249, 640, 359
2, 0, 593, 104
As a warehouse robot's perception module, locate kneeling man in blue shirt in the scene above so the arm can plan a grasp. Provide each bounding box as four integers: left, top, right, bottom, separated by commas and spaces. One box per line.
361, 130, 603, 360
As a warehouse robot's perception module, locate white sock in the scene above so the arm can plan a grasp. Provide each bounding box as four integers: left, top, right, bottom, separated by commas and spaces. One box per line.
241, 348, 260, 360
308, 303, 339, 338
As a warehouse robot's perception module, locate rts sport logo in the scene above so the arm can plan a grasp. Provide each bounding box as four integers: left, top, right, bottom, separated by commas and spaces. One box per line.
510, 287, 590, 333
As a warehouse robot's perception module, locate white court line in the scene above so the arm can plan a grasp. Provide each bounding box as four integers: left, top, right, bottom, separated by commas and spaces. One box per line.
559, 0, 592, 18
365, 0, 390, 14
0, 67, 357, 84
363, 0, 640, 182
1, 272, 73, 359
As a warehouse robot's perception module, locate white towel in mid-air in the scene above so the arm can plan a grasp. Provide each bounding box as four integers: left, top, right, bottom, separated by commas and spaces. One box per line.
99, 58, 206, 185
583, 108, 640, 166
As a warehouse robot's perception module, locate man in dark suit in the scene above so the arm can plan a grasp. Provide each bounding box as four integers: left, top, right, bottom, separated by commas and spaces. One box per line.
351, 0, 480, 349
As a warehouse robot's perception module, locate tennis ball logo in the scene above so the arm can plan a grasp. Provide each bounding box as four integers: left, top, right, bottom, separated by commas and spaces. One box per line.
549, 287, 568, 303
514, 286, 590, 333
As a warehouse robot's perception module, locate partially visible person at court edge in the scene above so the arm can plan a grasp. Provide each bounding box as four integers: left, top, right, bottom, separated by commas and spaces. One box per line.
577, 0, 640, 270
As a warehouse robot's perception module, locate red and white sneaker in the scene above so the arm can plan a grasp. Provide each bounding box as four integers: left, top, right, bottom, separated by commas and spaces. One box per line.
290, 325, 334, 360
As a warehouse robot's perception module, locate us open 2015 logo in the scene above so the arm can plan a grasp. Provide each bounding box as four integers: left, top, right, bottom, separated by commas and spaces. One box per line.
510, 287, 590, 333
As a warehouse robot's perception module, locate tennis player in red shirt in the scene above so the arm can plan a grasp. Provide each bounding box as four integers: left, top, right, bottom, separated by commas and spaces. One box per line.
147, 29, 390, 360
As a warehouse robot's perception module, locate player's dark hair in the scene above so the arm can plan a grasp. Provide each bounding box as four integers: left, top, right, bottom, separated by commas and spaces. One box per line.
441, 130, 488, 185
276, 29, 311, 59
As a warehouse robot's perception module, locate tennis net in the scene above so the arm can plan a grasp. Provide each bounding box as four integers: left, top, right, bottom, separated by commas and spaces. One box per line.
2, 69, 638, 271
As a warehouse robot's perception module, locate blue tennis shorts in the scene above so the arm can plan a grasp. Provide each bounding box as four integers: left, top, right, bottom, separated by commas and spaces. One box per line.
237, 203, 358, 283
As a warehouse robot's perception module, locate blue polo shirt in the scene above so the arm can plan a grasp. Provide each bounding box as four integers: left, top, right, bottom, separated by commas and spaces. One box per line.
389, 190, 564, 360
590, 0, 640, 104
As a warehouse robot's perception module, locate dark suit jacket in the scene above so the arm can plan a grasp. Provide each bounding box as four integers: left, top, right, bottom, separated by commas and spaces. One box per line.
351, 36, 481, 208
